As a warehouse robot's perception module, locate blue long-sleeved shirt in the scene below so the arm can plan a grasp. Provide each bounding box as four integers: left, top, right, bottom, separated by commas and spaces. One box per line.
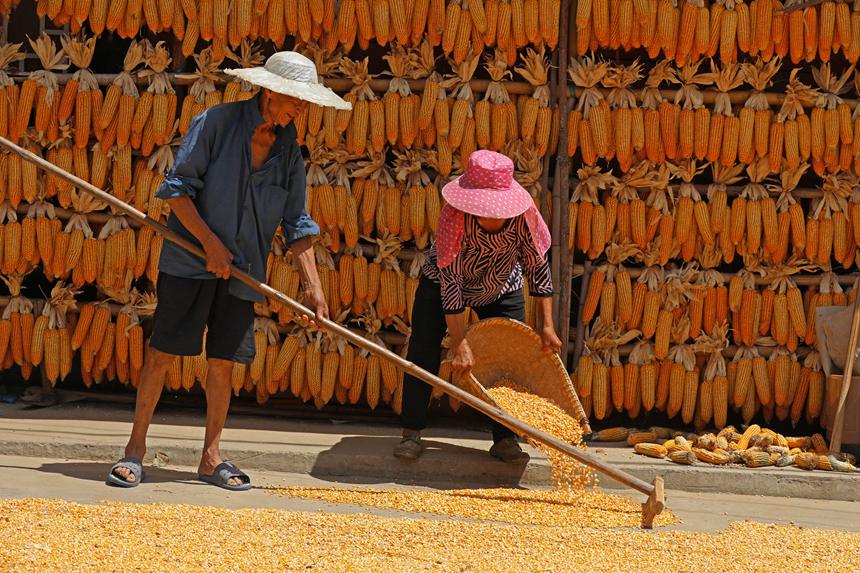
156, 95, 319, 302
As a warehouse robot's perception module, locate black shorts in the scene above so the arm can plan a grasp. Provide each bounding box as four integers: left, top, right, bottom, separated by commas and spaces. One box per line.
150, 273, 256, 364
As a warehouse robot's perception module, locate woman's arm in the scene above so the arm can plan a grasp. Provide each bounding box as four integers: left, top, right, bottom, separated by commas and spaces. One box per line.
445, 312, 474, 379
537, 296, 562, 353
518, 220, 561, 352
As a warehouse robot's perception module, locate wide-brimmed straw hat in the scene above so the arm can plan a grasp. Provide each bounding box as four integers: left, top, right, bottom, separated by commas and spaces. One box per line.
463, 318, 592, 434
224, 51, 351, 111
441, 150, 534, 219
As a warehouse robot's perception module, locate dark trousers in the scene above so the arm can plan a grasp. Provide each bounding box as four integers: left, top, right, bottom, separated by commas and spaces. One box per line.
401, 275, 524, 443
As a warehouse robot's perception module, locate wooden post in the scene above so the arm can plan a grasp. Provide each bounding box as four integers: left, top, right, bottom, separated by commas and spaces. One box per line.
830, 278, 860, 453
572, 262, 590, 368
555, 0, 574, 369
547, 46, 561, 324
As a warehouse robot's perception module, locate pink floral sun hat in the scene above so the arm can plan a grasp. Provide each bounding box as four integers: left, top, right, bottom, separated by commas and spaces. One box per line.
441, 150, 535, 219
436, 150, 551, 269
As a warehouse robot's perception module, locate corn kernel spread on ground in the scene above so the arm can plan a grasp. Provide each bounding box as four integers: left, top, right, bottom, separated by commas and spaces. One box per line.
274, 384, 674, 530
1, 498, 859, 573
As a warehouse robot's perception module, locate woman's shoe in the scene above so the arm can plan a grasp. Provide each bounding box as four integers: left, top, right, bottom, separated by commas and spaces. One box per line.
393, 433, 424, 460
489, 438, 530, 464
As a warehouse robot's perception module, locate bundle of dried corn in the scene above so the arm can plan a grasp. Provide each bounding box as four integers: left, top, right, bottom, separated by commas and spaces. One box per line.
584, 243, 641, 328
808, 172, 855, 267
515, 47, 552, 156
664, 342, 697, 423
135, 41, 177, 157
810, 63, 853, 176
15, 34, 67, 146
602, 162, 650, 247
570, 165, 614, 260
0, 274, 35, 380
31, 282, 75, 385
668, 160, 710, 261
221, 41, 263, 106
568, 57, 610, 165
391, 149, 433, 248
368, 235, 404, 323
643, 164, 676, 264
694, 323, 730, 429
177, 48, 223, 136
96, 213, 135, 292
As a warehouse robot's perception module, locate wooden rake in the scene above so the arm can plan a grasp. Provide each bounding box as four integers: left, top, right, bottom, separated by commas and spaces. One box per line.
0, 135, 666, 528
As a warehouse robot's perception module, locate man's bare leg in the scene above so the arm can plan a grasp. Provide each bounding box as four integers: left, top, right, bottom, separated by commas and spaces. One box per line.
111, 346, 175, 483
197, 358, 243, 486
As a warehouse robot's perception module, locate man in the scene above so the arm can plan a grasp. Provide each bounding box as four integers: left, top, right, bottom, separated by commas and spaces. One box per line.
107, 52, 351, 490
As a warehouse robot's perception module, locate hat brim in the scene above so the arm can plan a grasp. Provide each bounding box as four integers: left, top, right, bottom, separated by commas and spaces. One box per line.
441, 175, 535, 219
223, 67, 352, 111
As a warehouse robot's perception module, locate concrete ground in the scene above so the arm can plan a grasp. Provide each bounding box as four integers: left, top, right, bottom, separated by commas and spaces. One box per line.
2, 455, 859, 533
1, 400, 858, 501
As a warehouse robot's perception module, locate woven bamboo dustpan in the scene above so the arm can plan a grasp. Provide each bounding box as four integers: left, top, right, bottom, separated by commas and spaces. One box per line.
464, 318, 592, 434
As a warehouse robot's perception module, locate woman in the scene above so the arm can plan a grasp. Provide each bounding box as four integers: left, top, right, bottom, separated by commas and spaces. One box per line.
395, 150, 562, 463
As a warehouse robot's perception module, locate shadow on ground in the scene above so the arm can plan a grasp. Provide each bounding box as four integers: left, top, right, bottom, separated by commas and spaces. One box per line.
0, 460, 199, 485
308, 435, 531, 490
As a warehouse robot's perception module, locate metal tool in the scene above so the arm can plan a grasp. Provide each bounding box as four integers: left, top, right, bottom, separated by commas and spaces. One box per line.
0, 135, 666, 528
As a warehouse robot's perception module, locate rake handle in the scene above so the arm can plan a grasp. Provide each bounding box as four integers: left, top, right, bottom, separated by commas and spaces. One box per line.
0, 136, 658, 499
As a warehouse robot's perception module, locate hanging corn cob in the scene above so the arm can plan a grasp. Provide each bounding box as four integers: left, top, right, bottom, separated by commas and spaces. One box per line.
607, 161, 653, 247
736, 58, 780, 165
60, 34, 99, 149
810, 63, 853, 176
515, 47, 552, 156
665, 342, 697, 422
602, 61, 642, 171
671, 62, 712, 161
380, 45, 413, 150
31, 282, 76, 385
642, 165, 676, 264
136, 41, 176, 155
478, 50, 514, 152
18, 34, 67, 146
96, 213, 135, 291
98, 41, 144, 151
668, 160, 709, 258
338, 57, 375, 154
568, 57, 611, 164
637, 61, 675, 164
570, 165, 614, 259
810, 172, 854, 267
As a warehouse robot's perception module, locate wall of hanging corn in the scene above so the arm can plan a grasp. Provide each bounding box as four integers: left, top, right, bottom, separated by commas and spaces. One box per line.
0, 0, 558, 413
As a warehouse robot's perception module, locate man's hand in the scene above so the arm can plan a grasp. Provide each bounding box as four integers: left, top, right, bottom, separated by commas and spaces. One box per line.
300, 287, 329, 328
451, 338, 475, 380
203, 236, 233, 279
540, 326, 563, 354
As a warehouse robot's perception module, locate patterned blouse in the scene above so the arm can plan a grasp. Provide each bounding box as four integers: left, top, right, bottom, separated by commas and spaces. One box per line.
421, 213, 553, 314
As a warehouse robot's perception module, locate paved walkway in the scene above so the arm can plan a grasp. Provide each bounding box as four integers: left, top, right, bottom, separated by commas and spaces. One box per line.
0, 400, 858, 500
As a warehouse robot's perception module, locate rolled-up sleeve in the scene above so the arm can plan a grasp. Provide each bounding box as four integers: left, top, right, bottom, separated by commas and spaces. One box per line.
281, 145, 320, 245
156, 113, 212, 201
438, 255, 466, 314
519, 234, 553, 297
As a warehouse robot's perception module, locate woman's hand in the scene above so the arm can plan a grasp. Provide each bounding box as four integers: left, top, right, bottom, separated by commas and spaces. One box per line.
451, 338, 475, 380
540, 325, 563, 354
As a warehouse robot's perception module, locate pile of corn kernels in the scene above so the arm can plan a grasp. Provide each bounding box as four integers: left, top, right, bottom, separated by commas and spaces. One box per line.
2, 498, 859, 572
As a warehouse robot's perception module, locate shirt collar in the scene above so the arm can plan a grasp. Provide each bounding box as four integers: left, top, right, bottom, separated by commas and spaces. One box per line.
244, 94, 293, 150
